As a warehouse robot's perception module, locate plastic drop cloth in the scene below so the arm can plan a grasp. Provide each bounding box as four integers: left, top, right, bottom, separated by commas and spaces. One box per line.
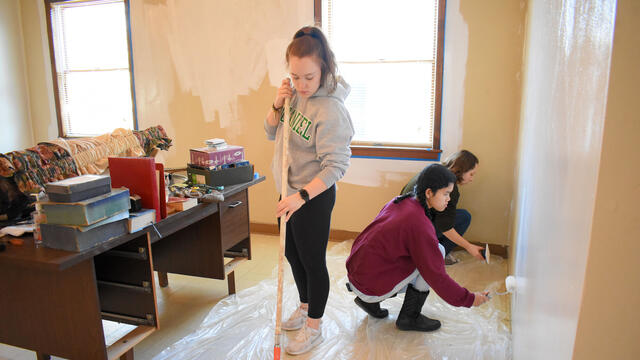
154, 241, 512, 360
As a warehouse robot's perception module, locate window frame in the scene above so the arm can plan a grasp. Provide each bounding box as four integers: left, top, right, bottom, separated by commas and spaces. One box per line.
315, 0, 445, 160
44, 0, 138, 138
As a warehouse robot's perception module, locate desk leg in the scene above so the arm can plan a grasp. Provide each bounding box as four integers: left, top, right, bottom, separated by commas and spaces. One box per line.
36, 353, 51, 360
227, 271, 236, 295
158, 271, 169, 287
120, 348, 135, 360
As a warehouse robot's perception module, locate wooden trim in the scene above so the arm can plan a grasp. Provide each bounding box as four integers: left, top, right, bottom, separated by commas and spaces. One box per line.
223, 257, 248, 275
250, 222, 278, 235
490, 244, 509, 259
106, 325, 155, 360
250, 223, 359, 242
251, 222, 508, 257
433, 0, 446, 150
43, 0, 64, 137
48, 0, 101, 3
329, 229, 360, 241
123, 0, 138, 130
469, 242, 509, 259
313, 0, 321, 27
144, 232, 160, 328
351, 145, 441, 160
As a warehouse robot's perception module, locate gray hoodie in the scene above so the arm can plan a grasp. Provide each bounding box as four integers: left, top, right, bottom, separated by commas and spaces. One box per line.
265, 76, 355, 196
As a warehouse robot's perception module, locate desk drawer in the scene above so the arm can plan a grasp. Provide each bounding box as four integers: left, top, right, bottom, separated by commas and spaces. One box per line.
220, 191, 249, 251
94, 234, 158, 327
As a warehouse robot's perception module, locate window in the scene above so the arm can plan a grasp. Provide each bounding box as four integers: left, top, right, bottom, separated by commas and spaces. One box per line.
318, 0, 445, 159
45, 0, 137, 137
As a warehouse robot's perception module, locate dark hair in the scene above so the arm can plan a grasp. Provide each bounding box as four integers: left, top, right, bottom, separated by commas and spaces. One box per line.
394, 164, 456, 215
286, 26, 338, 93
442, 150, 479, 183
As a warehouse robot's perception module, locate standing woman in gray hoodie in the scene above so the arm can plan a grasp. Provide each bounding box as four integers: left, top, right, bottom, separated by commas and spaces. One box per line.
264, 26, 354, 355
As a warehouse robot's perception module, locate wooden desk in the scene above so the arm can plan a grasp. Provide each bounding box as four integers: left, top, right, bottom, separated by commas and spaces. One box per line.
0, 177, 264, 360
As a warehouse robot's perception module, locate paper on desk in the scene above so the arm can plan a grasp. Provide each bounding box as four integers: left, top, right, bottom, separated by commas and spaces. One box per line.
0, 224, 35, 237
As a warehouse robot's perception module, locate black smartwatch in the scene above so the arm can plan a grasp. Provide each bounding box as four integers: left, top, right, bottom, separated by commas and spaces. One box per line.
298, 189, 310, 203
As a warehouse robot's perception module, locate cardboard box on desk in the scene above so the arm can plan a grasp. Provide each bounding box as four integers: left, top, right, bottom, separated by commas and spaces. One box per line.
40, 211, 129, 251
45, 175, 111, 203
189, 146, 244, 167
39, 188, 130, 226
188, 164, 254, 186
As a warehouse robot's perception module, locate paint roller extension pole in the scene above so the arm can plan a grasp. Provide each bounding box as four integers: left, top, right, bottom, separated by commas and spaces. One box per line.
274, 95, 291, 360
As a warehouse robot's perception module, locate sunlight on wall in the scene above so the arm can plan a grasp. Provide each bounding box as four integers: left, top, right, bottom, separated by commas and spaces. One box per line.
131, 0, 304, 132
511, 0, 616, 358
0, 0, 34, 152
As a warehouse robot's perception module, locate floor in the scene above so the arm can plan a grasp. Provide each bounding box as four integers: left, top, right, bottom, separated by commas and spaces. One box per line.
0, 234, 512, 360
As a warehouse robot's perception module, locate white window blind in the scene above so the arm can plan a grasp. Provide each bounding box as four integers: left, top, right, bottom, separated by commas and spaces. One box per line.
323, 0, 439, 147
49, 0, 135, 137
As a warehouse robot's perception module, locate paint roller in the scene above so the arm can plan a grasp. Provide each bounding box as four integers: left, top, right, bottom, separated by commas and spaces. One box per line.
487, 276, 517, 300
478, 244, 518, 300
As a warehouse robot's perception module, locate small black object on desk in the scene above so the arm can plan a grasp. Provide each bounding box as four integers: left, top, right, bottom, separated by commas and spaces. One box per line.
130, 194, 143, 212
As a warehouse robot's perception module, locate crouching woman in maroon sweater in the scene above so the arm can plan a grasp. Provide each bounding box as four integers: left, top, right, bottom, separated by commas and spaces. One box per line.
346, 164, 490, 332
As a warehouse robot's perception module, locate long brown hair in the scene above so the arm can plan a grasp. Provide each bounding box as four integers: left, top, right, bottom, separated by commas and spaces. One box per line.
286, 26, 338, 93
442, 150, 479, 183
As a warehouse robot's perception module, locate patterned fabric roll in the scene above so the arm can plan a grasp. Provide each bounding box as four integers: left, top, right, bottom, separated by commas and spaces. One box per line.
0, 125, 172, 219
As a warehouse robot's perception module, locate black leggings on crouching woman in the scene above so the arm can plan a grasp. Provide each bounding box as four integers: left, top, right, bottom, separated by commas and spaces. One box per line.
279, 185, 335, 319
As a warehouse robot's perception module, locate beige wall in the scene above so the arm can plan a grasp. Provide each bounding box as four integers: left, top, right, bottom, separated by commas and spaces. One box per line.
573, 0, 640, 358
510, 0, 617, 359
456, 0, 524, 246
20, 0, 58, 143
19, 0, 524, 245
0, 0, 34, 153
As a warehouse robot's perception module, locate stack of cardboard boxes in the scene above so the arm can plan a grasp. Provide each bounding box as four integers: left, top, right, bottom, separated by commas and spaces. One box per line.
188, 142, 254, 186
38, 175, 130, 251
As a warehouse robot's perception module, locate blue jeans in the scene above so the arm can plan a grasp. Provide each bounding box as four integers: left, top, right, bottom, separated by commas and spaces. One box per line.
437, 209, 471, 255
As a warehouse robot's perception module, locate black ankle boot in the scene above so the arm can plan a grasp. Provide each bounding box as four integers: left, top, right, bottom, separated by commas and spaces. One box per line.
395, 284, 441, 332
354, 297, 389, 318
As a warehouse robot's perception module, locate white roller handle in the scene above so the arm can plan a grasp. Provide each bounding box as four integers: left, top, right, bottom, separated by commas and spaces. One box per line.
274, 94, 291, 351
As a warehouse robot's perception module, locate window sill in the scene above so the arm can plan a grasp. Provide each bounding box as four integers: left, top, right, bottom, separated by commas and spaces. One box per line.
350, 145, 442, 160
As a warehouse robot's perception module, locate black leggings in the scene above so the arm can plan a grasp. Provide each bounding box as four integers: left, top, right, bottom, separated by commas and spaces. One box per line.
280, 185, 335, 319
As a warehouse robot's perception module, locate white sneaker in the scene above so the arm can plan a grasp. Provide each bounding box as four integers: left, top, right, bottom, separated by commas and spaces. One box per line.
282, 307, 307, 331
285, 323, 323, 355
